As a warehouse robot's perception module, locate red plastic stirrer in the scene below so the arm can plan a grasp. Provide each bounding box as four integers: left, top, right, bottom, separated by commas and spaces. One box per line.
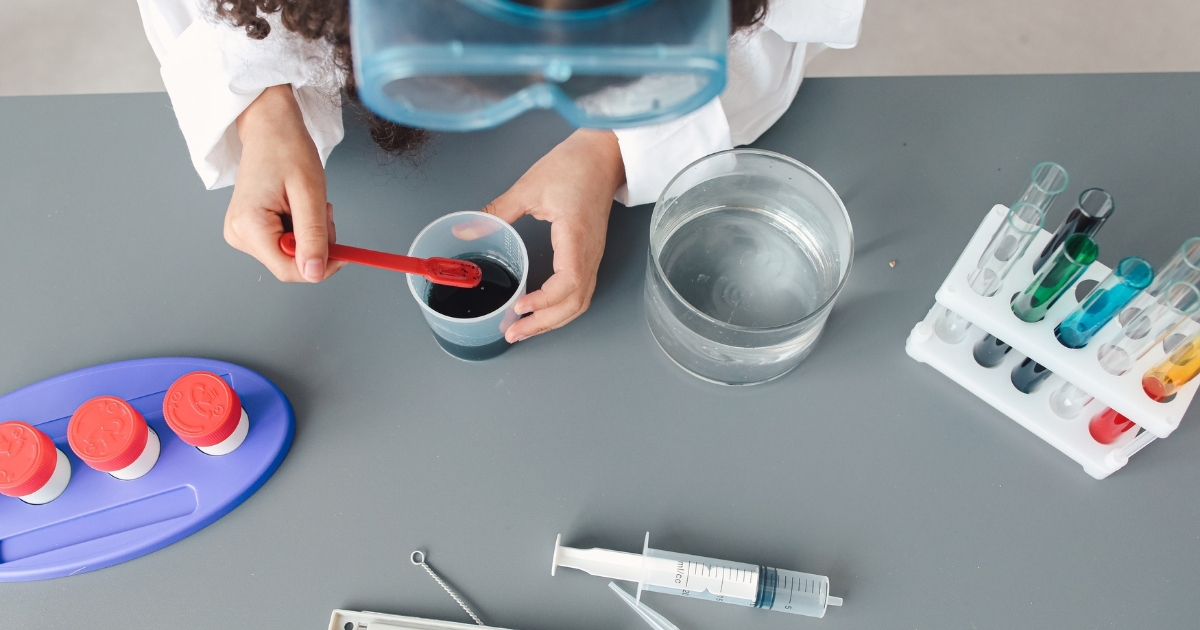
279, 233, 482, 288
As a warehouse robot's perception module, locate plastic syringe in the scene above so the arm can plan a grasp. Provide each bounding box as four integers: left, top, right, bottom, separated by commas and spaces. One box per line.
551, 533, 842, 618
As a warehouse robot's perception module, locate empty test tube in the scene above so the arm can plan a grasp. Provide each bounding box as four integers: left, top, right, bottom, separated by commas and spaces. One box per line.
967, 202, 1048, 298
1120, 238, 1200, 325
1012, 161, 1070, 215
1147, 238, 1200, 298
1096, 281, 1200, 376
1142, 330, 1200, 402
1012, 233, 1098, 323
1030, 188, 1115, 274
1011, 357, 1054, 393
1048, 382, 1094, 419
934, 202, 1047, 344
1055, 256, 1154, 348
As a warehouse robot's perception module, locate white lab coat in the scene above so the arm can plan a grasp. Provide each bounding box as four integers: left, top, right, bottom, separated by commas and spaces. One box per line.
135, 0, 863, 206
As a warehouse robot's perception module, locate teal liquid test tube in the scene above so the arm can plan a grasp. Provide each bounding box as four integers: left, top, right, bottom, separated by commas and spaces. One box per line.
1012, 233, 1098, 323
1055, 257, 1154, 348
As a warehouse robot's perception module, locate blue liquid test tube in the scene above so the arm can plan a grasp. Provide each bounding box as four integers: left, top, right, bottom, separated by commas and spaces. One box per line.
1055, 257, 1154, 349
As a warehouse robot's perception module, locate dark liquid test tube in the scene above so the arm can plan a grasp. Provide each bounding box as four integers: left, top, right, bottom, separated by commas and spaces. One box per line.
973, 334, 1013, 368
1030, 188, 1114, 275
1010, 357, 1053, 393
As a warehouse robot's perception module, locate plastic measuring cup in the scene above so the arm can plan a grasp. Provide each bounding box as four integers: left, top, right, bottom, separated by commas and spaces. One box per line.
644, 149, 853, 385
407, 211, 528, 361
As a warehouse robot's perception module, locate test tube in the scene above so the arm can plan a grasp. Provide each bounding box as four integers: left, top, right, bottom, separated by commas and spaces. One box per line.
1147, 238, 1200, 298
1030, 188, 1115, 274
966, 202, 1047, 298
973, 334, 1014, 368
1142, 330, 1200, 402
1119, 238, 1200, 327
1096, 281, 1200, 376
1010, 357, 1053, 393
933, 201, 1046, 344
1012, 161, 1069, 214
1048, 382, 1094, 419
1054, 256, 1154, 349
1012, 233, 1098, 323
933, 305, 974, 344
1088, 407, 1136, 445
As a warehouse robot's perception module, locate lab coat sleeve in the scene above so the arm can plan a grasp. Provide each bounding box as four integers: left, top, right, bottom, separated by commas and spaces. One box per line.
765, 0, 865, 49
612, 0, 864, 207
136, 0, 345, 190
613, 99, 733, 207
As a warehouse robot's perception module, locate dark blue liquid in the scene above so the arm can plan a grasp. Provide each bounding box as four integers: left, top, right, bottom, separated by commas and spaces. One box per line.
426, 256, 519, 318
973, 334, 1012, 368
425, 256, 519, 361
431, 334, 511, 361
1010, 357, 1053, 393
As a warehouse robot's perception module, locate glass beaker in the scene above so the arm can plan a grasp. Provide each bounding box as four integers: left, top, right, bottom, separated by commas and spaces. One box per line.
407, 211, 529, 361
645, 149, 853, 385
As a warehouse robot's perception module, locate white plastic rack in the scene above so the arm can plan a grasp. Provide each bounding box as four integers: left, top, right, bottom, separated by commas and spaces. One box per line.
906, 205, 1200, 479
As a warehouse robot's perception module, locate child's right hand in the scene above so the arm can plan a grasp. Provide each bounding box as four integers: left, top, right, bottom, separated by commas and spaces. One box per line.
223, 85, 344, 283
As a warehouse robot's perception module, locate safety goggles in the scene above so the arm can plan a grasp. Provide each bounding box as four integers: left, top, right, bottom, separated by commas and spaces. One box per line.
351, 0, 729, 131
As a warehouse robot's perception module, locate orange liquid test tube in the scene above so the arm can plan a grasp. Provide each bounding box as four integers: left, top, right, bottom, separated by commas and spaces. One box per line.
1143, 332, 1200, 402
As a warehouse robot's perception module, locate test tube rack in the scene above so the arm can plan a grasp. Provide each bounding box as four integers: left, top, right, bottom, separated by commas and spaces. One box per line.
906, 204, 1200, 479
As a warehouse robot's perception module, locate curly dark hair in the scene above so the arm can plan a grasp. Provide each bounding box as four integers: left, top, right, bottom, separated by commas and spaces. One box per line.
215, 0, 771, 158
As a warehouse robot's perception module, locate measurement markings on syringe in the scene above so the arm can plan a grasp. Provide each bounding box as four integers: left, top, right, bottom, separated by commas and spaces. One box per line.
677, 561, 755, 598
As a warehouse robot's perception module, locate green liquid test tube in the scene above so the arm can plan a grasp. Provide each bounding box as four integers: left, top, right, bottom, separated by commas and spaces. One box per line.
1012, 233, 1098, 323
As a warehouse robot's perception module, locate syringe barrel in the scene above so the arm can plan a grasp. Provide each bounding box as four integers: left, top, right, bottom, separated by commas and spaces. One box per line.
641, 548, 834, 618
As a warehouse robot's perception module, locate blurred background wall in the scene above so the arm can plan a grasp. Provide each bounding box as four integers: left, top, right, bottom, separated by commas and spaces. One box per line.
2, 0, 1199, 97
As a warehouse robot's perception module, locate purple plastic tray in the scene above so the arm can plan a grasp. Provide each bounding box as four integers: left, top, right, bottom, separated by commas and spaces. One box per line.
0, 357, 294, 581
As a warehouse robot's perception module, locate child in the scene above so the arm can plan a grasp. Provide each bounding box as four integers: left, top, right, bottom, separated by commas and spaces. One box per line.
136, 0, 863, 342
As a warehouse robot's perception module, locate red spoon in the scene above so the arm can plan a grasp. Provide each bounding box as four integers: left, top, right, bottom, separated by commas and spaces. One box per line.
279, 233, 482, 288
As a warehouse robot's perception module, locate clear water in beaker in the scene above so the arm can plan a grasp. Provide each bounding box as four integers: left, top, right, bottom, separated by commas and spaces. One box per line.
645, 150, 853, 385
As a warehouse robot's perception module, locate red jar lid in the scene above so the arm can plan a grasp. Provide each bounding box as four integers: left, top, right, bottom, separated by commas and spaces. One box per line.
163, 372, 242, 447
68, 396, 149, 472
0, 420, 58, 497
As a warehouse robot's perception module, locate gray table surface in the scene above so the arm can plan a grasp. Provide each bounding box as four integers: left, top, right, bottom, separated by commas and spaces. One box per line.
2, 74, 1200, 630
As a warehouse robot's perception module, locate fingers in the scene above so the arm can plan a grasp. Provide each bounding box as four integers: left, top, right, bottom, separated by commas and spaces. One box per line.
225, 204, 307, 282
504, 273, 594, 342
224, 200, 344, 283
513, 271, 580, 316
454, 187, 531, 240
288, 181, 330, 282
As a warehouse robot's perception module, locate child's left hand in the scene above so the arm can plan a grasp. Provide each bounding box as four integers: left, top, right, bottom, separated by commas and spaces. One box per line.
479, 129, 626, 343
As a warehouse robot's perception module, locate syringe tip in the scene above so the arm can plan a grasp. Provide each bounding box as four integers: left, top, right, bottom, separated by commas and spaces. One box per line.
827, 596, 843, 607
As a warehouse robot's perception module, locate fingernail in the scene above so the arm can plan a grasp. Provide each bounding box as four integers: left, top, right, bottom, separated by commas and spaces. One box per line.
303, 259, 324, 282
512, 335, 529, 343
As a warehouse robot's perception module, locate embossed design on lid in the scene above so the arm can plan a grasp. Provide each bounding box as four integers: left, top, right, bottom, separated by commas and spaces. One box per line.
163, 372, 241, 447
0, 420, 57, 497
68, 396, 149, 472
